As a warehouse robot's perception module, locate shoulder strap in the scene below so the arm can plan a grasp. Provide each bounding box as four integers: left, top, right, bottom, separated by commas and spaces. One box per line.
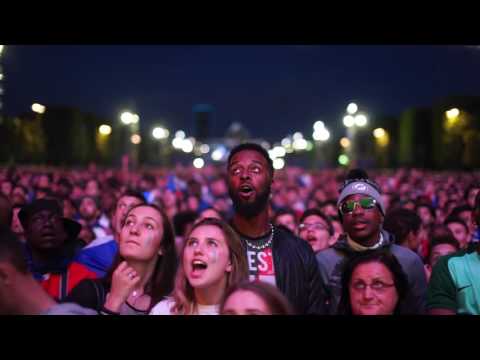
60, 271, 69, 301
91, 280, 106, 311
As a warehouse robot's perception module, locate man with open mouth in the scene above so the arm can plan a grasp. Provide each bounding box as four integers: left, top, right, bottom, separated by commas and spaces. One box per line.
226, 142, 328, 315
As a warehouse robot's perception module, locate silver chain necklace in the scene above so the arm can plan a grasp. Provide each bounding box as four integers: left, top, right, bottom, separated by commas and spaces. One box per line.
244, 224, 274, 251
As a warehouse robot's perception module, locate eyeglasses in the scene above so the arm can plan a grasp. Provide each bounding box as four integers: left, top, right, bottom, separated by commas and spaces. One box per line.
351, 280, 395, 293
339, 197, 377, 215
299, 222, 328, 231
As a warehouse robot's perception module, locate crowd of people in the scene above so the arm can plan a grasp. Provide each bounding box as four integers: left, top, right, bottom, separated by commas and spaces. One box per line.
0, 142, 479, 315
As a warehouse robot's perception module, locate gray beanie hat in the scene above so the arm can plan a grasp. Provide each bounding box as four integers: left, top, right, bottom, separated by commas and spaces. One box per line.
337, 180, 385, 215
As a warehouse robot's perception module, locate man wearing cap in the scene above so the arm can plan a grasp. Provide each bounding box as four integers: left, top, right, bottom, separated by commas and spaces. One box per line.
316, 170, 427, 314
19, 199, 98, 301
0, 226, 96, 315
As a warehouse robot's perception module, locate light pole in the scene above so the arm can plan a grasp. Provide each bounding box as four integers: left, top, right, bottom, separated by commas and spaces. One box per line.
342, 102, 368, 167
0, 45, 4, 122
152, 125, 170, 167
312, 120, 330, 168
120, 111, 140, 170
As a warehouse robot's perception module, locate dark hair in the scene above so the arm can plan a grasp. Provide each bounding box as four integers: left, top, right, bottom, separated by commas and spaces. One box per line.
415, 203, 436, 219
464, 182, 480, 201
173, 211, 198, 238
106, 204, 178, 312
0, 226, 28, 274
117, 189, 146, 205
383, 208, 421, 244
346, 168, 369, 180
57, 178, 73, 191
444, 216, 469, 234
449, 204, 472, 219
220, 280, 295, 315
198, 207, 224, 221
338, 249, 409, 315
475, 191, 480, 211
426, 228, 460, 265
0, 193, 12, 228
273, 209, 297, 223
299, 208, 334, 236
227, 143, 273, 175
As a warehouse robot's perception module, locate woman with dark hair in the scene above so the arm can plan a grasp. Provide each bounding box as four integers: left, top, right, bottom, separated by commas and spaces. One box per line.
66, 204, 178, 315
220, 281, 295, 315
150, 217, 248, 315
338, 249, 409, 315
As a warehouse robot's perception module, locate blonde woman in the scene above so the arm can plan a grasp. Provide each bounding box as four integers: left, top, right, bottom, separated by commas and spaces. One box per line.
150, 218, 248, 315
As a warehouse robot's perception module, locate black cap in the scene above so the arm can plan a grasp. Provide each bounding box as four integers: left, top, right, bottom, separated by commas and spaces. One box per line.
18, 199, 81, 239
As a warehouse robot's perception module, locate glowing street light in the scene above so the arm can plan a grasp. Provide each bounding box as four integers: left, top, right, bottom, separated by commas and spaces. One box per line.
343, 115, 355, 128
98, 124, 112, 135
32, 103, 46, 114
313, 121, 325, 132
354, 114, 368, 127
172, 137, 184, 149
446, 108, 460, 120
313, 128, 330, 142
211, 147, 225, 161
292, 138, 308, 151
373, 128, 386, 139
120, 112, 135, 125
272, 146, 286, 158
347, 102, 358, 115
0, 45, 4, 55
281, 137, 292, 147
175, 130, 186, 139
152, 127, 169, 140
130, 134, 141, 144
200, 144, 210, 154
293, 132, 303, 141
273, 158, 285, 170
338, 154, 350, 166
181, 138, 194, 153
340, 137, 351, 148
193, 158, 205, 169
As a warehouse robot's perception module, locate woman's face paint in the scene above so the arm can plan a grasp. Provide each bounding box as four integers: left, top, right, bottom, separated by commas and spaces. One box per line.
119, 206, 163, 261
209, 248, 218, 264
184, 225, 231, 289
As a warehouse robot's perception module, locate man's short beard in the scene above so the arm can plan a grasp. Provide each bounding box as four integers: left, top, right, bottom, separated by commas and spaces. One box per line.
229, 185, 271, 219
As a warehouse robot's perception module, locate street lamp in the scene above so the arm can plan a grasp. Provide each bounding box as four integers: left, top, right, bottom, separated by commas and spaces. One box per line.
32, 103, 46, 114
343, 103, 368, 166
99, 124, 112, 135
119, 111, 140, 169
0, 46, 4, 120
347, 102, 358, 115
152, 126, 169, 140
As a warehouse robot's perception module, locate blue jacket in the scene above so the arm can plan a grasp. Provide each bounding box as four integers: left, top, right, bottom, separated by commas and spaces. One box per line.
74, 236, 118, 277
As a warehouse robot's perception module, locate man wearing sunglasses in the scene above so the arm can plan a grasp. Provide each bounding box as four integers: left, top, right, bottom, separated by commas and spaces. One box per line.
316, 172, 427, 314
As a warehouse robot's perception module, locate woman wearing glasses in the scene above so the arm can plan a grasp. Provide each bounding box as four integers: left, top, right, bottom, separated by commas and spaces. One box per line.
298, 208, 335, 254
338, 249, 409, 315
315, 169, 427, 315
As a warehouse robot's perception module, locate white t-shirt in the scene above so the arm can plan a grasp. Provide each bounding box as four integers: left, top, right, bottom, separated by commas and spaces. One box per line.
150, 298, 219, 315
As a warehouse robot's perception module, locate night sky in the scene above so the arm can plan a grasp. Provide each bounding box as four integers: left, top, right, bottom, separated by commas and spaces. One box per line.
2, 45, 480, 143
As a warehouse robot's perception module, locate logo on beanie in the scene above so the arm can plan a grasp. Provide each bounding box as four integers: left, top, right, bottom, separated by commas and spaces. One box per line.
353, 183, 367, 191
